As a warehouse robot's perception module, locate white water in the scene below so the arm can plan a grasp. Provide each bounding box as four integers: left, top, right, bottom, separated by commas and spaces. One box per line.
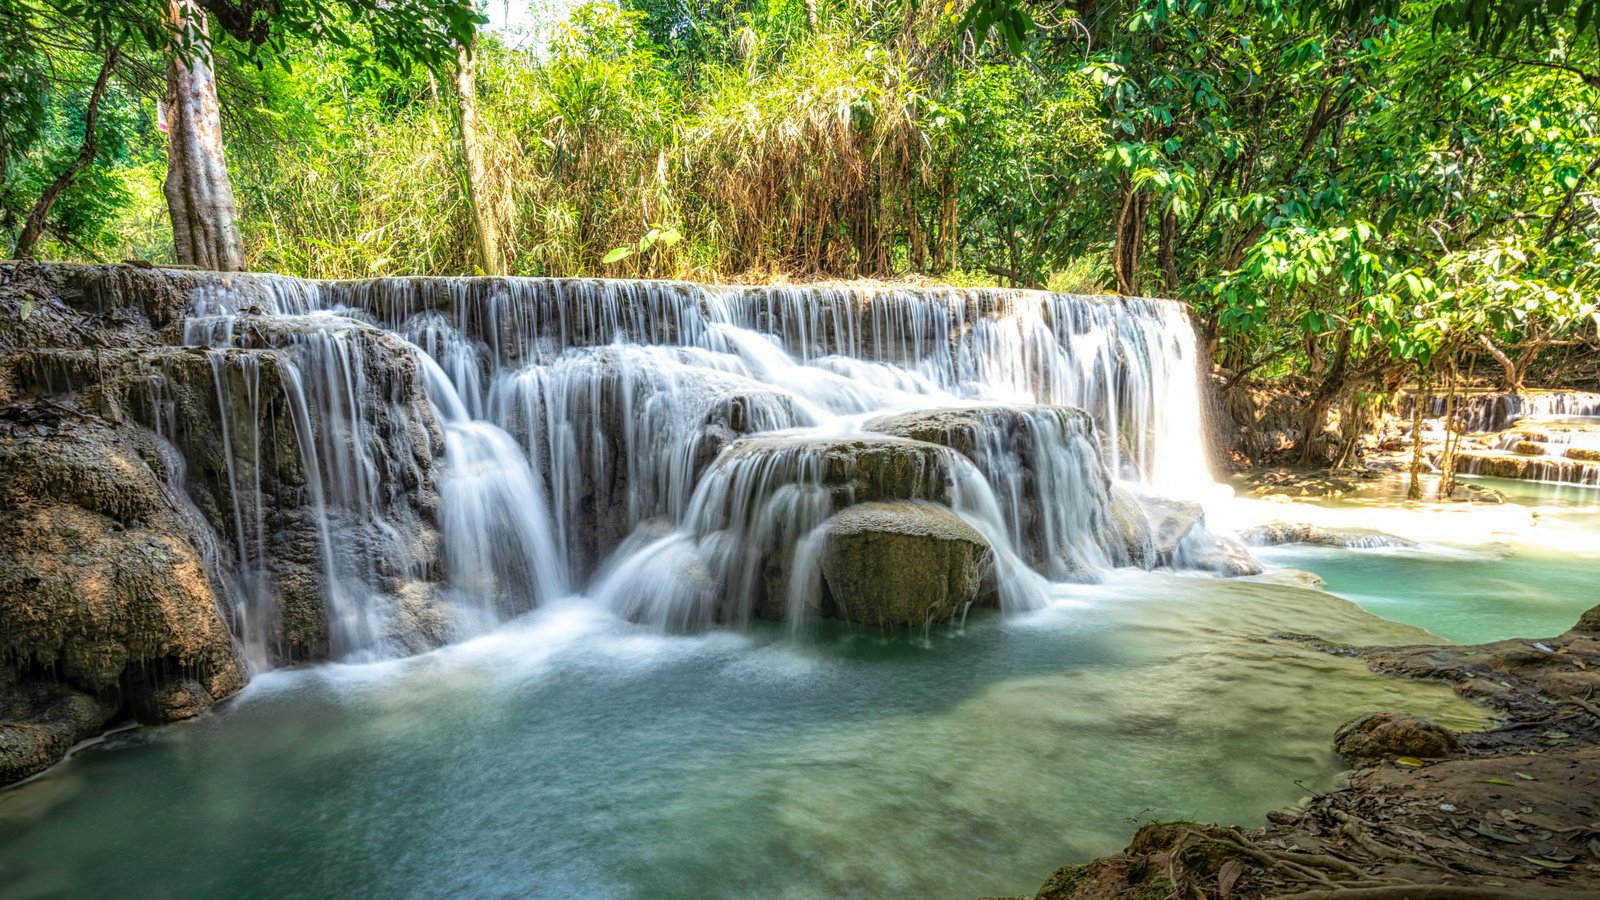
176, 275, 1220, 661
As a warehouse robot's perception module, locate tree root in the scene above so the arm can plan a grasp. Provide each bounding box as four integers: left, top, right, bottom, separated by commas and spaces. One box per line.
1276, 887, 1560, 900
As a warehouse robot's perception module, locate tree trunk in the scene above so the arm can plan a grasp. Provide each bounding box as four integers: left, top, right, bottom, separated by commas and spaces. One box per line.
1157, 205, 1178, 295
164, 1, 245, 272
1407, 370, 1428, 500
1111, 181, 1148, 296
1478, 335, 1516, 391
15, 49, 118, 259
1297, 330, 1353, 465
455, 35, 504, 277
1436, 353, 1462, 500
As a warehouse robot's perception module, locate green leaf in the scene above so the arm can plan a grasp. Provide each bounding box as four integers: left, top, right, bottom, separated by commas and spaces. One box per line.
1482, 778, 1513, 785
1396, 756, 1425, 767
18, 301, 33, 323
602, 247, 635, 265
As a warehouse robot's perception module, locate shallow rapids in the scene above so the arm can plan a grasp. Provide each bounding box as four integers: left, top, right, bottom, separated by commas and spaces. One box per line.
0, 571, 1489, 899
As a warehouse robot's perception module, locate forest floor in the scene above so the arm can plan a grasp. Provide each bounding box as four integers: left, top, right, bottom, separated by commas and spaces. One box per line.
1000, 606, 1600, 899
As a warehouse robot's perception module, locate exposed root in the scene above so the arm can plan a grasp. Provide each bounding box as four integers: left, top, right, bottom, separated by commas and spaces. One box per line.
1275, 886, 1562, 900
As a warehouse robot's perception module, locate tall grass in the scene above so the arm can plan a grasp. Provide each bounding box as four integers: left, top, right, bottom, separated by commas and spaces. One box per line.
217, 1, 1085, 283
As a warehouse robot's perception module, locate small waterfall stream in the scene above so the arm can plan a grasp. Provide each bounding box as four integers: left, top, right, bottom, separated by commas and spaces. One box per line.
165, 275, 1228, 664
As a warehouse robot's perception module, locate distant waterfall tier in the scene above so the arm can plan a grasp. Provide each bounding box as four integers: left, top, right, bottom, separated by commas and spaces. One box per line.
18, 267, 1254, 668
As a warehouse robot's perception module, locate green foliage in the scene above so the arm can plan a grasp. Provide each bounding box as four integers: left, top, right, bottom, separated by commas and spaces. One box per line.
8, 0, 1597, 394
0, 0, 486, 71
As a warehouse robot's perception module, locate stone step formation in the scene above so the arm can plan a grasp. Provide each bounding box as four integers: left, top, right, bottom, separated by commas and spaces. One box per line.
0, 261, 1255, 784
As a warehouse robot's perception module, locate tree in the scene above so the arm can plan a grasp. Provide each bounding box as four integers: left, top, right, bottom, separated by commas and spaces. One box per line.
165, 1, 245, 269
13, 48, 120, 259
454, 28, 505, 275
1, 0, 485, 268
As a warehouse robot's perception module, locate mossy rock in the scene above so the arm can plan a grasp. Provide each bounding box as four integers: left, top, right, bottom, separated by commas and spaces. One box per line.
1333, 711, 1459, 761
819, 501, 993, 627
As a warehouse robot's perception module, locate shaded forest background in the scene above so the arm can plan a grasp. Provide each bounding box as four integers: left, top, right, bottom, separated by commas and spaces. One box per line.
4, 0, 1600, 403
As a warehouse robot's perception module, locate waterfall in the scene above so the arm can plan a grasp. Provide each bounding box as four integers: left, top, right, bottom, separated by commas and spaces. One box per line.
155, 273, 1226, 662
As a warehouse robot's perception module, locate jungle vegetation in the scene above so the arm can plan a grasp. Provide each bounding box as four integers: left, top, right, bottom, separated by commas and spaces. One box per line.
2, 0, 1598, 424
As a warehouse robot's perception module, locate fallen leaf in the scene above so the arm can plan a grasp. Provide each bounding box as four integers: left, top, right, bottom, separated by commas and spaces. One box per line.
1515, 772, 1535, 781
1217, 858, 1244, 896
1484, 778, 1514, 786
1475, 826, 1527, 844
1397, 756, 1425, 767
1520, 856, 1569, 869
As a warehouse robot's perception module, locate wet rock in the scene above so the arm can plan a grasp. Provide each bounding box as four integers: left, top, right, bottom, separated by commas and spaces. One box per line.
1445, 450, 1600, 486
865, 404, 1135, 576
1138, 495, 1205, 556
522, 346, 795, 579
819, 502, 993, 627
0, 421, 247, 785
722, 435, 959, 507
1180, 531, 1264, 577
864, 404, 1096, 468
1333, 711, 1459, 761
1, 261, 212, 352
1574, 604, 1600, 634
4, 327, 449, 663
1239, 522, 1415, 549
0, 668, 121, 785
386, 582, 452, 656
1108, 485, 1156, 568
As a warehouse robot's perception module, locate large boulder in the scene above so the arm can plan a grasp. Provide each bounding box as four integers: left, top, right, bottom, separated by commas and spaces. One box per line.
689, 436, 964, 622
1333, 711, 1459, 761
865, 404, 1134, 577
718, 434, 960, 509
0, 668, 121, 786
1108, 485, 1157, 568
819, 502, 994, 627
1125, 491, 1262, 576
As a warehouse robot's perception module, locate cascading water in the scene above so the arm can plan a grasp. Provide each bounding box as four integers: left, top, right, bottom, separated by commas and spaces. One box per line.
166, 274, 1230, 665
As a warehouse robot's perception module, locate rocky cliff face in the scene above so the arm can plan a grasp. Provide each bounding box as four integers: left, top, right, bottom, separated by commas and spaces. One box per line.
0, 408, 245, 784
0, 262, 452, 784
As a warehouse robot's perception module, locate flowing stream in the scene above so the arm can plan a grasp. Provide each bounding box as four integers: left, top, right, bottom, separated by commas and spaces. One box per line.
2, 276, 1596, 898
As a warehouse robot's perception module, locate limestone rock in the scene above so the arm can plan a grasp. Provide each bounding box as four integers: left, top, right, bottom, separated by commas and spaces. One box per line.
2, 327, 449, 663
1138, 495, 1205, 556
722, 435, 959, 507
819, 502, 993, 627
1239, 522, 1415, 549
0, 419, 246, 785
1574, 604, 1600, 634
1108, 485, 1156, 568
1333, 711, 1459, 761
0, 668, 121, 785
865, 404, 1134, 576
1180, 531, 1264, 577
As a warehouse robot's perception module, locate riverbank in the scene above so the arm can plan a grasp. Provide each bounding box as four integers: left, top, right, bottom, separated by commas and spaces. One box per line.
1013, 604, 1600, 899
